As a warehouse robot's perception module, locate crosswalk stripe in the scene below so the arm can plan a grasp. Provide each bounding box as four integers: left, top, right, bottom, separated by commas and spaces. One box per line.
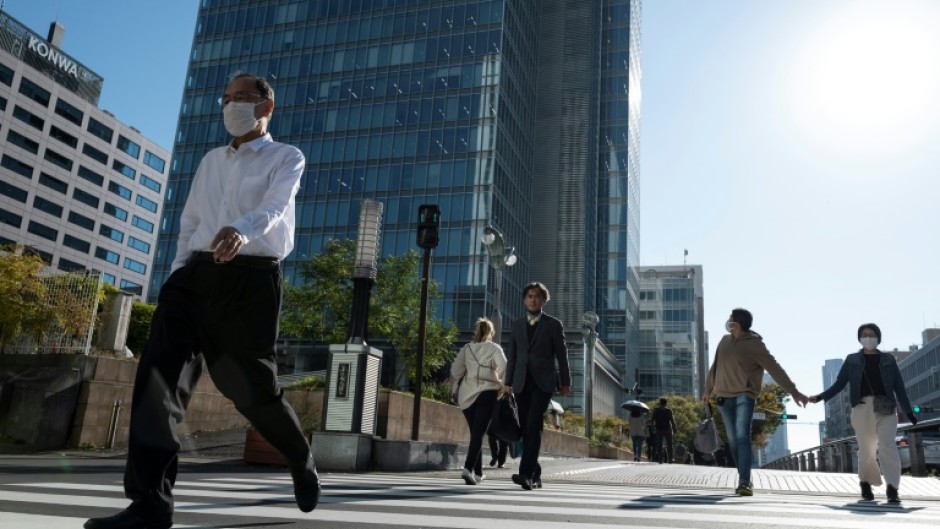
0, 512, 233, 529
2, 478, 938, 529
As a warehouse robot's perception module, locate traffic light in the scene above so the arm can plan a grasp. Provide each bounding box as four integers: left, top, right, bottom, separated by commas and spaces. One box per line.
416, 204, 441, 249
780, 412, 797, 420
913, 405, 934, 413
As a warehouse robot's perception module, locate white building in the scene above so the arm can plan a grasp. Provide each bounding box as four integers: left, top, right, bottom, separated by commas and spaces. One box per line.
0, 11, 169, 299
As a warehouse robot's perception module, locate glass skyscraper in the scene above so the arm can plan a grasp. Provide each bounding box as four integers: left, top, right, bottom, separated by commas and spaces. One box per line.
152, 0, 641, 388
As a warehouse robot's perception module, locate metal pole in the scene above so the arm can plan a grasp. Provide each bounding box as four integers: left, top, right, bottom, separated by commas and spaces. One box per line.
411, 247, 432, 441
584, 331, 595, 440
492, 266, 502, 344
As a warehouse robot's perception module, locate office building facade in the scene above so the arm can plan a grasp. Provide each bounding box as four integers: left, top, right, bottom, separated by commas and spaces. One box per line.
152, 1, 641, 394
820, 358, 849, 442
898, 329, 940, 422
0, 11, 170, 299
636, 265, 705, 399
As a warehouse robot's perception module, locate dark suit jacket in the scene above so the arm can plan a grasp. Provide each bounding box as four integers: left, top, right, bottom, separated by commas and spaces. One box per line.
506, 312, 571, 393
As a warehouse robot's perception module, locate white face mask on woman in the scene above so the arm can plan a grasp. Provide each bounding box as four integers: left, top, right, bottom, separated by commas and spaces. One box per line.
223, 101, 262, 137
725, 320, 734, 333
859, 336, 879, 350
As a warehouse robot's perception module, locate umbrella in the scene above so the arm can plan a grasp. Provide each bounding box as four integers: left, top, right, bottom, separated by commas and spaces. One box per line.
621, 400, 650, 414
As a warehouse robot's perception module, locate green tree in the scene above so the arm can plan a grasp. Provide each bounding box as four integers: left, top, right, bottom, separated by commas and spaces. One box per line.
0, 247, 54, 349
126, 301, 156, 355
703, 383, 787, 449
280, 239, 459, 386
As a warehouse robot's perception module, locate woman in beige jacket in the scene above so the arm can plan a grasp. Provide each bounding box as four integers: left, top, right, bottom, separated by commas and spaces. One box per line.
451, 317, 507, 484
703, 308, 808, 496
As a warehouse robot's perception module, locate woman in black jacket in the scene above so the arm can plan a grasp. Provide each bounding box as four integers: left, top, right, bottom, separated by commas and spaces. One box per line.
810, 323, 917, 503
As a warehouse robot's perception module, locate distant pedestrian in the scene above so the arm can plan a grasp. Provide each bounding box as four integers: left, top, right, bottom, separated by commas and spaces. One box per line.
628, 409, 647, 462
651, 398, 678, 463
488, 434, 508, 468
809, 323, 917, 503
452, 317, 507, 485
674, 441, 690, 465
703, 308, 809, 496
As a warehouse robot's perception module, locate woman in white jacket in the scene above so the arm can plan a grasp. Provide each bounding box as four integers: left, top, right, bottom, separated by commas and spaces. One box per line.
451, 317, 507, 484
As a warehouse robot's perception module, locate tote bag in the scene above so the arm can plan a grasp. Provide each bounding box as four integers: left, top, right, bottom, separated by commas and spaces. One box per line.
489, 393, 523, 443
694, 404, 720, 454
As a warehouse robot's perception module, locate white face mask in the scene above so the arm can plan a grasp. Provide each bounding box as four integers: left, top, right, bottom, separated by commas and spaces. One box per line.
860, 336, 879, 350
725, 320, 734, 333
223, 101, 262, 137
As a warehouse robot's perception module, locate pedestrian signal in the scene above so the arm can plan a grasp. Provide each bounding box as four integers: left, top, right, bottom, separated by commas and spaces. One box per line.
913, 405, 934, 413
781, 412, 796, 420
416, 204, 441, 249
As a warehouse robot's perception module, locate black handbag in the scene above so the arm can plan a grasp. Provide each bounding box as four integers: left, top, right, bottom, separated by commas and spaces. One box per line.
863, 369, 895, 416
489, 393, 522, 443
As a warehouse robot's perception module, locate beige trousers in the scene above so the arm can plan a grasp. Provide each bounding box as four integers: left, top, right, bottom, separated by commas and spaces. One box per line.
850, 397, 901, 487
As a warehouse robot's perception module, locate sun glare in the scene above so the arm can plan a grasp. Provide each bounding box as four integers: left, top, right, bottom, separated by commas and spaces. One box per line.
787, 1, 940, 157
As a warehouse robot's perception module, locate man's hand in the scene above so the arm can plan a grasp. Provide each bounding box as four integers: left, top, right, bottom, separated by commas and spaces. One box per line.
808, 395, 821, 404
498, 386, 512, 398
792, 391, 809, 408
558, 385, 571, 397
700, 394, 710, 405
211, 226, 246, 263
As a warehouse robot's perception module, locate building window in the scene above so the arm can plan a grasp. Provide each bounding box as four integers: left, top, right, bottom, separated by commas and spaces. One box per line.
119, 279, 143, 295
62, 234, 91, 253
124, 257, 147, 274
58, 258, 86, 272
38, 172, 68, 194
131, 215, 154, 233
135, 195, 158, 213
127, 236, 151, 254
0, 206, 23, 228
44, 148, 74, 171
117, 135, 141, 159
87, 117, 114, 143
54, 98, 84, 126
102, 272, 116, 286
108, 181, 132, 200
72, 187, 100, 208
67, 211, 95, 231
140, 174, 162, 193
143, 151, 166, 173
113, 160, 136, 180
0, 180, 28, 202
12, 106, 44, 131
104, 202, 128, 221
0, 62, 13, 86
27, 220, 58, 241
24, 246, 53, 263
0, 95, 6, 111
82, 143, 108, 165
77, 165, 105, 186
33, 195, 63, 217
99, 224, 125, 243
94, 246, 120, 264
18, 77, 51, 107
1, 153, 33, 179
6, 129, 40, 154
49, 125, 78, 148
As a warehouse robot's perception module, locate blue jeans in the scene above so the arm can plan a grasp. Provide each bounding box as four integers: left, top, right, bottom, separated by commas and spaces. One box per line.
717, 395, 756, 486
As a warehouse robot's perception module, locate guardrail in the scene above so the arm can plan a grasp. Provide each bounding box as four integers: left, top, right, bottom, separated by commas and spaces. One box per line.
763, 417, 940, 477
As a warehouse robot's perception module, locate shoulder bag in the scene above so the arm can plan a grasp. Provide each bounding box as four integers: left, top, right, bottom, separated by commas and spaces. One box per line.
694, 404, 720, 454
863, 367, 895, 416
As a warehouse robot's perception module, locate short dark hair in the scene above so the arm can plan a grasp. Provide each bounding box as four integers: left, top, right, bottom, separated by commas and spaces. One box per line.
857, 323, 882, 343
522, 281, 550, 302
659, 398, 668, 406
730, 308, 753, 332
230, 72, 275, 102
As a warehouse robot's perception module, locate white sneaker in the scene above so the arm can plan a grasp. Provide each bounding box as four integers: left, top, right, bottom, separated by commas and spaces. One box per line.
475, 473, 486, 484
461, 468, 476, 485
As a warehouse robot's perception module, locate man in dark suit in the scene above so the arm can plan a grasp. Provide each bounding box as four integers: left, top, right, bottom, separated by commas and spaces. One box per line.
503, 282, 570, 490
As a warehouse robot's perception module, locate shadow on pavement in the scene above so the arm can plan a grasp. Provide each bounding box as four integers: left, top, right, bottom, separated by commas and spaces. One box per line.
618, 492, 730, 510
825, 502, 925, 515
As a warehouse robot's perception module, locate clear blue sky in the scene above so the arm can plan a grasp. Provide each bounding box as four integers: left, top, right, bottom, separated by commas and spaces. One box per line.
12, 0, 940, 452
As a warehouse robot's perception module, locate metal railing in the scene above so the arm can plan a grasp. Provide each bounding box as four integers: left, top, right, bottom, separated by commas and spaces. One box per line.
763, 417, 940, 477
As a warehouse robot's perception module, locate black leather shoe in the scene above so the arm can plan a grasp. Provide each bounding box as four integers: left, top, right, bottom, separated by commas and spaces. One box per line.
290, 455, 322, 513
859, 481, 874, 501
886, 484, 901, 503
511, 473, 533, 490
489, 458, 497, 467
84, 508, 172, 529
532, 476, 543, 489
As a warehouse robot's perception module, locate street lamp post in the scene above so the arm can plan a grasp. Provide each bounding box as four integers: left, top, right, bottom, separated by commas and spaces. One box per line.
481, 226, 517, 343
582, 311, 599, 440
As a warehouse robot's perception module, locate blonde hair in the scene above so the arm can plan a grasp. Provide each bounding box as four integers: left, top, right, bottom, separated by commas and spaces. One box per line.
472, 317, 495, 343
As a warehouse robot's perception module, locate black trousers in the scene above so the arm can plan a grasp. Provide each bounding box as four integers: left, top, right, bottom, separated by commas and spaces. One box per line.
515, 372, 553, 480
488, 433, 507, 466
654, 430, 674, 463
461, 390, 498, 475
123, 260, 311, 518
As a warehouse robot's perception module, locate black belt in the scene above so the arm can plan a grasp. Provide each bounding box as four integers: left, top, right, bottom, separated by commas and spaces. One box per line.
189, 251, 279, 270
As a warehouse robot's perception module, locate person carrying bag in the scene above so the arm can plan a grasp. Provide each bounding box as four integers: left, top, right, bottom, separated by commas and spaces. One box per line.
694, 404, 720, 455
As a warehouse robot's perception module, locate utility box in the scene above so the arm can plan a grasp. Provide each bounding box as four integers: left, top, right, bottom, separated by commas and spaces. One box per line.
322, 344, 382, 434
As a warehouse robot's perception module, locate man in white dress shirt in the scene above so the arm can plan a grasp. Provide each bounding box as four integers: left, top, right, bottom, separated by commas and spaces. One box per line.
85, 73, 319, 529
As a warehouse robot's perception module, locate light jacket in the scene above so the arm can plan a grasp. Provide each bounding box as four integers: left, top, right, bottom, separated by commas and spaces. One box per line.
817, 350, 914, 414
451, 341, 506, 410
704, 333, 799, 400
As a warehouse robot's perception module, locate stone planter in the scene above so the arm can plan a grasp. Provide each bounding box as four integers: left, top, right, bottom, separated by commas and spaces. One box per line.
590, 445, 633, 460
